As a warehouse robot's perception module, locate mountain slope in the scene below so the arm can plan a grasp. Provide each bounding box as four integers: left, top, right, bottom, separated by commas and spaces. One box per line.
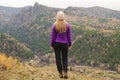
70, 29, 120, 69
2, 3, 119, 53
0, 6, 22, 15
87, 6, 120, 19
0, 33, 33, 58
1, 3, 61, 53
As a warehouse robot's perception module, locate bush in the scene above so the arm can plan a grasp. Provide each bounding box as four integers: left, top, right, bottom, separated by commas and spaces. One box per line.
0, 53, 22, 71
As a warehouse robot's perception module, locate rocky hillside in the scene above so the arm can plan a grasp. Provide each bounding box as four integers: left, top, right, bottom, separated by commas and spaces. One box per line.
65, 7, 120, 29
0, 2, 119, 53
0, 6, 22, 15
69, 28, 120, 70
87, 6, 120, 19
0, 33, 33, 59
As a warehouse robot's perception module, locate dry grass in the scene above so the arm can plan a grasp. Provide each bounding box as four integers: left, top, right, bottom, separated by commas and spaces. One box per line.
0, 54, 120, 80
0, 64, 120, 80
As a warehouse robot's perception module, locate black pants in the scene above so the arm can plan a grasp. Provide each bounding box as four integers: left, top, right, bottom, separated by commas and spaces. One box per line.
53, 42, 68, 73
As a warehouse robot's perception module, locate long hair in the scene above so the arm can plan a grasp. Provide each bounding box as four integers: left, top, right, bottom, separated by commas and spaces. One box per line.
54, 20, 66, 33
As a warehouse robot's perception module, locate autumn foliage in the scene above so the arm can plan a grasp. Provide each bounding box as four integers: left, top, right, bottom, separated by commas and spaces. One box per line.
0, 53, 22, 71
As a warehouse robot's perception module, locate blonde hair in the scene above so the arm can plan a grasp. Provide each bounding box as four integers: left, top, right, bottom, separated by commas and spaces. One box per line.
54, 11, 66, 33
54, 20, 66, 33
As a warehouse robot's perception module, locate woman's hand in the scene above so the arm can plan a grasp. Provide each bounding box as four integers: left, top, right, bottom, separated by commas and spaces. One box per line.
68, 46, 72, 50
50, 47, 54, 50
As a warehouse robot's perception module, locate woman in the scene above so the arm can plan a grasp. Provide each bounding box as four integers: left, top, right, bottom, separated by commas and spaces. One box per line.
50, 11, 72, 78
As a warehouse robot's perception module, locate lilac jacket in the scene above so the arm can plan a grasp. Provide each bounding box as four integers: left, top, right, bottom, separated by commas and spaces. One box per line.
50, 23, 72, 46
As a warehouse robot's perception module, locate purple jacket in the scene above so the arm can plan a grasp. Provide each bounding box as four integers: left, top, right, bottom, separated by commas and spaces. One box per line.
50, 23, 72, 46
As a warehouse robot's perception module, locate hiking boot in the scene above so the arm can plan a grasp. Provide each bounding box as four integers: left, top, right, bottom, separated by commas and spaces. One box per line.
63, 71, 68, 79
59, 72, 63, 78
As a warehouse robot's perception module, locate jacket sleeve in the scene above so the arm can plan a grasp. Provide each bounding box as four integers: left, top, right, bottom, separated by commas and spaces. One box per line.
67, 23, 72, 46
50, 24, 56, 46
